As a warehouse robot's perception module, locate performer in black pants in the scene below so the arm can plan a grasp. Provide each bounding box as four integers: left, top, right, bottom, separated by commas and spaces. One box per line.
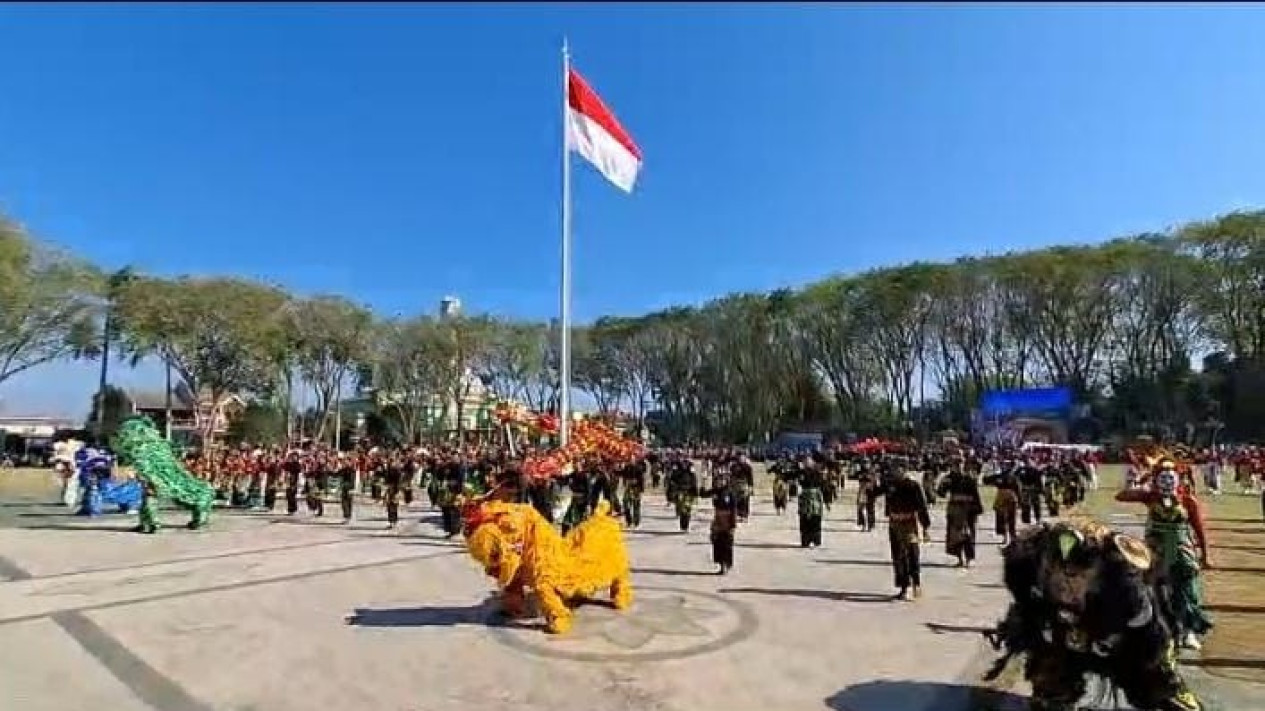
797, 459, 825, 548
884, 469, 932, 600
701, 472, 739, 574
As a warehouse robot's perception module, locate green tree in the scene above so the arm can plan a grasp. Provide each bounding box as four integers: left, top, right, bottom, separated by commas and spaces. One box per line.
793, 277, 880, 430
435, 313, 493, 443
0, 215, 102, 387
1180, 210, 1265, 361
469, 318, 557, 410
291, 295, 373, 444
366, 315, 452, 446
225, 402, 288, 446
113, 276, 288, 447
572, 323, 627, 415
20, 204, 1265, 446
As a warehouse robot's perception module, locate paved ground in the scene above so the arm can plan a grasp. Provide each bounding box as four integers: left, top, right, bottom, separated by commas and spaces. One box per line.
0, 468, 1259, 711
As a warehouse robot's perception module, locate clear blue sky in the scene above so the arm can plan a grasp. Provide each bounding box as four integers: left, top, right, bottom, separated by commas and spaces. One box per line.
2, 4, 1264, 419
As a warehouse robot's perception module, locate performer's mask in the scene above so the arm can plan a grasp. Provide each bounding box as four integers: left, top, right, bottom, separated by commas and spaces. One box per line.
1155, 470, 1178, 495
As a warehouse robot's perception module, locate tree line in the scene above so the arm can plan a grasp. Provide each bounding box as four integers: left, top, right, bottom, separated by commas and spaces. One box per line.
3, 209, 1265, 446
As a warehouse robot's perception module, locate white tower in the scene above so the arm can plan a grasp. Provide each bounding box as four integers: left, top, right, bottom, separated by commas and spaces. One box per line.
439, 296, 462, 320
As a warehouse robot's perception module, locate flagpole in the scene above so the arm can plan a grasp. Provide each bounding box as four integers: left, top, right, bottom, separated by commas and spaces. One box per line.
559, 38, 573, 447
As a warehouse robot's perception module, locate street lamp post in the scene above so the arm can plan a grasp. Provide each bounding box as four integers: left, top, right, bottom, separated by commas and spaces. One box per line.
163, 357, 173, 441
333, 378, 343, 451
94, 310, 112, 442
95, 267, 135, 444
439, 297, 466, 448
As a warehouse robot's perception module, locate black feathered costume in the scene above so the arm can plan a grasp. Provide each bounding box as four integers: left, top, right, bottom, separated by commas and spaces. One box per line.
984, 520, 1203, 711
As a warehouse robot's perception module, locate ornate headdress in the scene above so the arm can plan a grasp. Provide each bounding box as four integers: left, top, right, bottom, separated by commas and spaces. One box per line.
459, 484, 508, 537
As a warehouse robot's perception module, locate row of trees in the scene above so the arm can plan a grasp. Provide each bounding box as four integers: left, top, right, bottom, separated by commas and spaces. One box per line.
4, 209, 1265, 446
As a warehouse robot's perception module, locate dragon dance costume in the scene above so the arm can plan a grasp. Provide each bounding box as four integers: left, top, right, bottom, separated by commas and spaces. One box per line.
986, 520, 1204, 711
113, 418, 214, 532
74, 448, 142, 516
462, 495, 632, 635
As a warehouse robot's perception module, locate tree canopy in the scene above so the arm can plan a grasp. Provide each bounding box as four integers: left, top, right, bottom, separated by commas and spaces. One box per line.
0, 215, 102, 386
6, 208, 1265, 445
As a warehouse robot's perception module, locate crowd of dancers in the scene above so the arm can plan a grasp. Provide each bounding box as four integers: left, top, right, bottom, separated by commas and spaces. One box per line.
54, 434, 1221, 654
189, 442, 1100, 594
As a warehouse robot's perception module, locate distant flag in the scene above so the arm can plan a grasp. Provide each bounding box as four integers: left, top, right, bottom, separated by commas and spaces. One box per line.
565, 67, 642, 193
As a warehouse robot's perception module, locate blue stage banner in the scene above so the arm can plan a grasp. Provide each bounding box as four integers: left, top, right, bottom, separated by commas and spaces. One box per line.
973, 386, 1075, 446
978, 386, 1073, 416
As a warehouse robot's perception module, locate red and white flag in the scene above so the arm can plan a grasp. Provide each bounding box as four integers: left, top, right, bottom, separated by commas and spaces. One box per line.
566, 67, 642, 193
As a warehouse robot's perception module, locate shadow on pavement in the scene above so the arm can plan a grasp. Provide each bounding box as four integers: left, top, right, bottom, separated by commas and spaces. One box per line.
345, 598, 505, 628
735, 541, 805, 550
18, 511, 78, 518
19, 507, 185, 518
626, 529, 687, 537
632, 566, 717, 577
685, 541, 803, 550
20, 522, 138, 533
1206, 603, 1265, 615
396, 539, 464, 549
815, 557, 957, 569
925, 622, 995, 635
722, 586, 894, 603
1210, 544, 1265, 554
825, 680, 1028, 711
340, 530, 463, 547
1207, 565, 1265, 574
268, 517, 413, 530
1186, 656, 1265, 671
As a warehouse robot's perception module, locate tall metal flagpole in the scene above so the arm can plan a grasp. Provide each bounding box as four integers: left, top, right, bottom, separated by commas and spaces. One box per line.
559, 39, 573, 447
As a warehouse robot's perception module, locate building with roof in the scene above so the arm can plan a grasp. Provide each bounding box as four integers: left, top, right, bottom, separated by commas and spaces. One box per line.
349, 371, 502, 443
121, 384, 244, 439
0, 416, 79, 439
0, 416, 80, 465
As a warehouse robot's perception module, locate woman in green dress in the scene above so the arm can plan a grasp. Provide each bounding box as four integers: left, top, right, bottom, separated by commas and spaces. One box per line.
1116, 461, 1214, 651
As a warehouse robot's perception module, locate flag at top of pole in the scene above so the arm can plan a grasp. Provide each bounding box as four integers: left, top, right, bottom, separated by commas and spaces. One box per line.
558, 43, 641, 448
565, 65, 643, 192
